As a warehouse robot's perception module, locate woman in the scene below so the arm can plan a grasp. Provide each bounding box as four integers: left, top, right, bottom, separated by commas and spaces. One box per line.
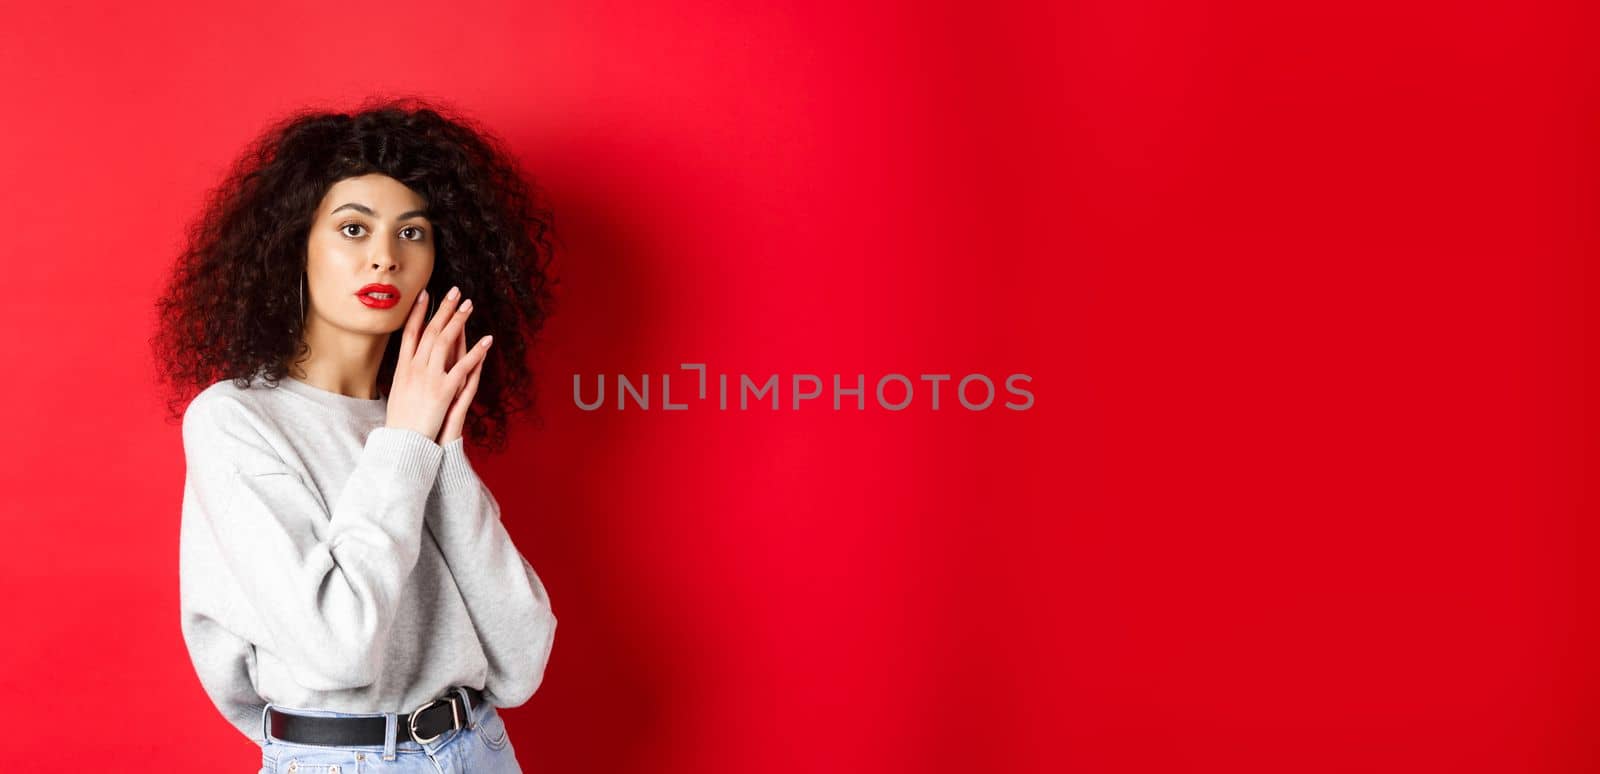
151, 98, 559, 773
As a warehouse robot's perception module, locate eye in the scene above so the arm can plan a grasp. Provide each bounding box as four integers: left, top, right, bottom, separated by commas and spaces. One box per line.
340, 222, 367, 238
401, 225, 427, 241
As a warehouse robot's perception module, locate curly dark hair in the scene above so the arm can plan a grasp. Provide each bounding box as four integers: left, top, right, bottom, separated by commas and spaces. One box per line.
150, 95, 559, 453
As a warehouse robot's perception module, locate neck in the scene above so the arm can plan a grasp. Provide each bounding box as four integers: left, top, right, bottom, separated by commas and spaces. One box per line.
287, 315, 390, 399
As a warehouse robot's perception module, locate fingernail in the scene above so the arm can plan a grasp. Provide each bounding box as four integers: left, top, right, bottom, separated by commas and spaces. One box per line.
448, 286, 460, 300
460, 299, 472, 311
416, 289, 427, 304
481, 336, 493, 347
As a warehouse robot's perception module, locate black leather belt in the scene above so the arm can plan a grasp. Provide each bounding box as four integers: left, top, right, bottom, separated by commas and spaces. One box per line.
268, 686, 484, 746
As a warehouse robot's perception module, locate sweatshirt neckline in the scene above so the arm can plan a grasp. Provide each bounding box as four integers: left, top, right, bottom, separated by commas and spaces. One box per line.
273, 374, 389, 423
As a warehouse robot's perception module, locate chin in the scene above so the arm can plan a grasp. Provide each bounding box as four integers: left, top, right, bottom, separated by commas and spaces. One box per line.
335, 316, 402, 336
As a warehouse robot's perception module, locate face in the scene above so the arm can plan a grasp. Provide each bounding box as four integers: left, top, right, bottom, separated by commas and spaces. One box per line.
304, 173, 434, 335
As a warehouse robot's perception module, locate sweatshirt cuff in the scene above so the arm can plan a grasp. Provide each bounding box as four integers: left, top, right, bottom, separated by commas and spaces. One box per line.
436, 436, 479, 496
364, 426, 446, 483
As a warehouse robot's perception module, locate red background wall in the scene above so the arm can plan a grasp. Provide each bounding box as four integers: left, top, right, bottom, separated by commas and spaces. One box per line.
0, 1, 1590, 772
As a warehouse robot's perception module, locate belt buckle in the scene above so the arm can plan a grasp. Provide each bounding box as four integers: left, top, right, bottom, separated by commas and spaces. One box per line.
407, 695, 460, 744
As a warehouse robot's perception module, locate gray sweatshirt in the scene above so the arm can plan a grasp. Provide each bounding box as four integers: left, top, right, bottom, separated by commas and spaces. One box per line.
178, 372, 557, 743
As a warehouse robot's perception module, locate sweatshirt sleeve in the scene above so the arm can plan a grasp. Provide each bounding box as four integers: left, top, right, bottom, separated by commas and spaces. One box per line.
426, 437, 558, 707
181, 395, 445, 691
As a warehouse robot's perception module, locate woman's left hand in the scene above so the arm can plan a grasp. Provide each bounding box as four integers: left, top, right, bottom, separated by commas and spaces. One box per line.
437, 327, 488, 446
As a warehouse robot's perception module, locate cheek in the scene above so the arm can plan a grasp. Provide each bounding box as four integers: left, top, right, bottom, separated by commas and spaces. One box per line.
304, 239, 351, 289
305, 231, 342, 263
410, 245, 437, 273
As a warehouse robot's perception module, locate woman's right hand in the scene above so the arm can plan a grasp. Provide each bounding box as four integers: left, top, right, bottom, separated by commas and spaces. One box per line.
386, 286, 493, 442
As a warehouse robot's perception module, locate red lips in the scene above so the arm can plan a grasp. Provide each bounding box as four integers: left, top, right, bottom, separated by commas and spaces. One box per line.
355, 283, 401, 310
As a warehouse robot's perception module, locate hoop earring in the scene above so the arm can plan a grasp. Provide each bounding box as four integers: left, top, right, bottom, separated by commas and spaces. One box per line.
299, 272, 306, 325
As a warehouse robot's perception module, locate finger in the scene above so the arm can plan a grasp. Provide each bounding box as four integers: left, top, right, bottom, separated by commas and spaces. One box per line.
416, 285, 463, 366
398, 288, 428, 367
439, 318, 463, 374
429, 296, 475, 373
459, 343, 485, 404
448, 335, 494, 382
466, 344, 484, 392
449, 347, 481, 423
448, 323, 467, 373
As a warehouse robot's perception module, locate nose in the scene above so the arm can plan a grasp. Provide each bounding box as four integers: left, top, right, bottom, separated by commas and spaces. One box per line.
367, 237, 399, 271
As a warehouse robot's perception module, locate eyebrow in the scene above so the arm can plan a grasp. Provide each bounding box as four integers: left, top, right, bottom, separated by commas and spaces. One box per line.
330, 202, 430, 220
